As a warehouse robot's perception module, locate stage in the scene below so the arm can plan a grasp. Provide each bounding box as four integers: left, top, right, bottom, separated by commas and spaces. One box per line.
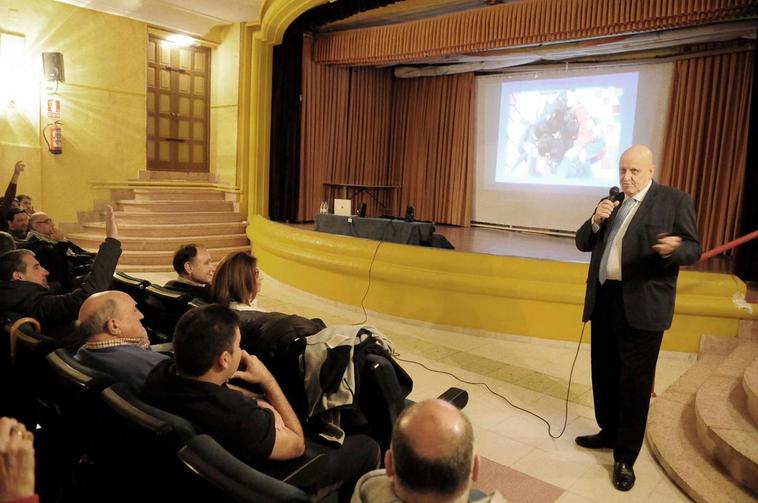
289, 221, 735, 273
261, 217, 754, 352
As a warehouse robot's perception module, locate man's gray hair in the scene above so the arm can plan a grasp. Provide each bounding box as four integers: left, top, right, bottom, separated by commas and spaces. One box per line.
78, 298, 119, 339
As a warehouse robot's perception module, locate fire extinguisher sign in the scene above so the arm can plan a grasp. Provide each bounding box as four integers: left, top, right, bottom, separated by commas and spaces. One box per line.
47, 97, 61, 120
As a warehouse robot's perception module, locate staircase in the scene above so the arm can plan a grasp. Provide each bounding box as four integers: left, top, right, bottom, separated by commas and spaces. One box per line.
66, 172, 250, 272
647, 319, 758, 502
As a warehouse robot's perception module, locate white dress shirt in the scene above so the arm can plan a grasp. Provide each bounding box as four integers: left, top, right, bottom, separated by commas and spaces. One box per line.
603, 180, 652, 281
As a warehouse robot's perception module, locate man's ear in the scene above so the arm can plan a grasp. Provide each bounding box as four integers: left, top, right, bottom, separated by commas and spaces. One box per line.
105, 318, 120, 336
183, 261, 193, 276
218, 350, 231, 371
11, 271, 24, 281
471, 453, 480, 483
384, 449, 394, 476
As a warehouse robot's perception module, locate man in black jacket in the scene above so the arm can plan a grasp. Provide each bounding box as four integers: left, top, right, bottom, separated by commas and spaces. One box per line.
0, 206, 122, 338
574, 145, 700, 491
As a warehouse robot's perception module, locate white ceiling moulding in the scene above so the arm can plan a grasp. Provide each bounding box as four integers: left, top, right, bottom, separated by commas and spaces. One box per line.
394, 21, 758, 78
55, 0, 261, 36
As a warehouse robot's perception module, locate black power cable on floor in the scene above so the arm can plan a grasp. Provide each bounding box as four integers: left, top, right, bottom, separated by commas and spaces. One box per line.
353, 217, 395, 326
393, 322, 588, 439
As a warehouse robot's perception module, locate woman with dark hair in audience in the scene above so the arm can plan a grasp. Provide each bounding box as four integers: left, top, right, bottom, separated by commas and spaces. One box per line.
211, 252, 412, 451
211, 251, 326, 353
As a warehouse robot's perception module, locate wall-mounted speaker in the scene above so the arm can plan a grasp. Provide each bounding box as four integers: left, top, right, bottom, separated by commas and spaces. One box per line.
42, 52, 65, 82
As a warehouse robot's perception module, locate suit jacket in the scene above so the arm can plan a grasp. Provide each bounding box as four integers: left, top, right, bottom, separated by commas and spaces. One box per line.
576, 182, 701, 332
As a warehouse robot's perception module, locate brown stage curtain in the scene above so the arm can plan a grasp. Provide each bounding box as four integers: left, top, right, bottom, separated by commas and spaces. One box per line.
299, 36, 394, 221
313, 0, 758, 66
390, 74, 474, 226
660, 49, 754, 253
299, 36, 475, 225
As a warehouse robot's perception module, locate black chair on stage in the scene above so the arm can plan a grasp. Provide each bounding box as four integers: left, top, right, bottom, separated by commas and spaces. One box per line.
141, 285, 193, 342
177, 435, 312, 503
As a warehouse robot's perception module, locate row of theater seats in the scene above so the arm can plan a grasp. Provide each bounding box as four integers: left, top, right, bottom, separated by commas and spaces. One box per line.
2, 272, 469, 502
110, 272, 207, 343
42, 348, 319, 502
0, 273, 317, 502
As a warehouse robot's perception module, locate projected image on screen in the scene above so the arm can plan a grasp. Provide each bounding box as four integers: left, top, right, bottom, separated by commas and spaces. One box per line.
495, 72, 638, 186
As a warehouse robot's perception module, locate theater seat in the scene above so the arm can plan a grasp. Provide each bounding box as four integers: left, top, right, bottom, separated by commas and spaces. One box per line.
141, 285, 193, 342
177, 434, 311, 503
1, 313, 62, 427
110, 271, 151, 302
40, 349, 116, 501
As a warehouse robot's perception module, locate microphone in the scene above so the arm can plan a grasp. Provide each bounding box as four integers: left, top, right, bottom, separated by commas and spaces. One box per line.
597, 187, 625, 225
608, 186, 624, 204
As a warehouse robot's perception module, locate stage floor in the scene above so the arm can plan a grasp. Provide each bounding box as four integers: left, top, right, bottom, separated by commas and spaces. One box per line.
288, 222, 735, 273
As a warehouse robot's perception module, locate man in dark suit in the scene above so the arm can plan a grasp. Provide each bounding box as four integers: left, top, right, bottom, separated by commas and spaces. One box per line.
575, 145, 701, 491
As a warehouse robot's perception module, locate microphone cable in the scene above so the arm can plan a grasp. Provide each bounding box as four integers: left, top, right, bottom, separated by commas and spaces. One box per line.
393, 321, 588, 439
353, 217, 395, 326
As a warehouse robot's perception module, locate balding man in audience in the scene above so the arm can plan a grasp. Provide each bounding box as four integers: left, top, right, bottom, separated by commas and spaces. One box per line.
75, 291, 169, 389
0, 207, 121, 338
351, 399, 504, 503
164, 243, 214, 302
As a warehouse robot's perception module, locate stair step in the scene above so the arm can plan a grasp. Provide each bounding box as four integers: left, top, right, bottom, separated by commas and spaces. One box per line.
137, 170, 216, 182
694, 340, 758, 493
117, 200, 234, 213
133, 189, 227, 201
647, 357, 756, 502
68, 233, 249, 251
745, 358, 758, 425
114, 211, 244, 225
82, 221, 248, 237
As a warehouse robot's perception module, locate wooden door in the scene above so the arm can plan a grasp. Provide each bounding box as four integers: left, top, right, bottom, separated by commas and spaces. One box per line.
146, 35, 210, 172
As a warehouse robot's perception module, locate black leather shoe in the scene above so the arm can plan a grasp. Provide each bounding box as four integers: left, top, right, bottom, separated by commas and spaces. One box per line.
575, 433, 613, 449
613, 461, 635, 491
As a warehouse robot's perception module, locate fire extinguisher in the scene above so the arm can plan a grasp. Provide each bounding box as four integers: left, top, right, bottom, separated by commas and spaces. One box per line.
43, 121, 63, 155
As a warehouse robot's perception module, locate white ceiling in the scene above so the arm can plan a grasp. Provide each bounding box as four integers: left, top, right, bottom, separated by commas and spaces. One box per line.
55, 0, 262, 36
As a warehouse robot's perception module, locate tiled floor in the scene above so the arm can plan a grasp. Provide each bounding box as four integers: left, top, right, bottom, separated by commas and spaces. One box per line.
140, 270, 696, 502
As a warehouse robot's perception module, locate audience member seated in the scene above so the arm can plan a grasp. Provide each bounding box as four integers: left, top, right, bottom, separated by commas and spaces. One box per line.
7, 209, 28, 242
24, 212, 95, 292
0, 416, 38, 503
141, 305, 380, 502
0, 207, 121, 339
16, 194, 34, 216
164, 243, 214, 302
352, 399, 504, 503
0, 161, 24, 233
74, 291, 169, 389
0, 232, 15, 255
211, 251, 409, 449
211, 251, 326, 351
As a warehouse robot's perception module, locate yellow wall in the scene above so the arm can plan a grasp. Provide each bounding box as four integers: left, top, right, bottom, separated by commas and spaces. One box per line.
210, 23, 241, 187
1, 0, 244, 222
249, 216, 756, 352
0, 0, 146, 222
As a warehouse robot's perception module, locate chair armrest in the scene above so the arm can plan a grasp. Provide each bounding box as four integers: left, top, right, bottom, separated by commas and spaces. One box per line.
178, 434, 310, 503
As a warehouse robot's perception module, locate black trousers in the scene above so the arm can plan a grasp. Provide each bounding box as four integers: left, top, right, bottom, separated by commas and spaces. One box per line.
590, 281, 663, 465
287, 433, 380, 503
